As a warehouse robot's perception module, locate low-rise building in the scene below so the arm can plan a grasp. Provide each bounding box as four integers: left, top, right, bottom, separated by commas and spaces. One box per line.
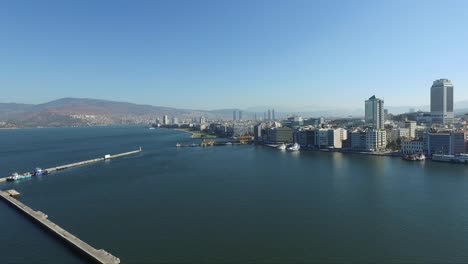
391, 128, 410, 141
366, 129, 387, 151
402, 140, 424, 154
350, 130, 366, 150
267, 127, 293, 143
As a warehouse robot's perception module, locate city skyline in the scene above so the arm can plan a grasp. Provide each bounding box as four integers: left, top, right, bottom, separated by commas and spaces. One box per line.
1, 0, 468, 109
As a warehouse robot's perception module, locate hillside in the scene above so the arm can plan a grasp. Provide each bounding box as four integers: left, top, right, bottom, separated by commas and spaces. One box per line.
0, 98, 238, 128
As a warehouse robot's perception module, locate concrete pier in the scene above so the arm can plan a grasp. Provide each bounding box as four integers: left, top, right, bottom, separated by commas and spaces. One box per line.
0, 190, 120, 264
0, 148, 142, 183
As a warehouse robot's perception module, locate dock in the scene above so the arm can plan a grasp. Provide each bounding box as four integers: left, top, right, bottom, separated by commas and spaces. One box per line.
0, 190, 120, 264
0, 148, 143, 183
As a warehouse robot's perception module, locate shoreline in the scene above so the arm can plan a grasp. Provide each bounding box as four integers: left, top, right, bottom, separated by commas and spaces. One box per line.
258, 143, 402, 157
173, 128, 196, 138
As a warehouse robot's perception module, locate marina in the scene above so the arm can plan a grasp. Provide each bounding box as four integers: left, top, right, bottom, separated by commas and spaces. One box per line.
0, 190, 120, 264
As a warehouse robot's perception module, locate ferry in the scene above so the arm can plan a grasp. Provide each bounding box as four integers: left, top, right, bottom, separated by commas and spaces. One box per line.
6, 172, 33, 182
277, 143, 287, 150
287, 143, 301, 151
33, 168, 48, 176
432, 154, 468, 163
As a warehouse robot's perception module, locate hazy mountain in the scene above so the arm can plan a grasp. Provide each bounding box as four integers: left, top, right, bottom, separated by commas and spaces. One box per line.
0, 98, 238, 128
0, 103, 34, 119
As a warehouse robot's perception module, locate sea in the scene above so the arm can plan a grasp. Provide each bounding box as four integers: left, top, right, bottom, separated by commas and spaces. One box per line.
1, 126, 468, 263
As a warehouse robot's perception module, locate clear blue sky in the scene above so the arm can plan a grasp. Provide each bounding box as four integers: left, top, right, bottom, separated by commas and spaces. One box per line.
1, 0, 467, 110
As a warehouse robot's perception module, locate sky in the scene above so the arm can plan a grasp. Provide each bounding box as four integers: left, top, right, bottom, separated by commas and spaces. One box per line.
1, 0, 468, 110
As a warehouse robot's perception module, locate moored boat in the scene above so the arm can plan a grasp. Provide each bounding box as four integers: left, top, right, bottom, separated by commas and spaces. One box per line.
287, 143, 300, 151
33, 168, 48, 176
7, 172, 33, 181
277, 143, 287, 150
403, 154, 425, 161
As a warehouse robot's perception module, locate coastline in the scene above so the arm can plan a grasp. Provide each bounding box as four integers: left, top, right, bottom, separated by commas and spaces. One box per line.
173, 128, 195, 138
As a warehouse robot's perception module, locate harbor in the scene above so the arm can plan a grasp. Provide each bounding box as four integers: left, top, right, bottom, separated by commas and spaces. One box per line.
0, 148, 143, 183
0, 190, 120, 264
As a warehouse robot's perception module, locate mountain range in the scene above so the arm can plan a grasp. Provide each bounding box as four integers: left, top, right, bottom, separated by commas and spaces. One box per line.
0, 98, 242, 128
1, 98, 468, 128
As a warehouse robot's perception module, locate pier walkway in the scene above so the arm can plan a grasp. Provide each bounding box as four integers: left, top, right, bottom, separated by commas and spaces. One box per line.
0, 148, 142, 183
0, 190, 120, 264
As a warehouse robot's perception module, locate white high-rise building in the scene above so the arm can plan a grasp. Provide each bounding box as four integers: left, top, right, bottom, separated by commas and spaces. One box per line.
365, 95, 384, 130
199, 116, 206, 124
163, 115, 169, 125
431, 79, 454, 124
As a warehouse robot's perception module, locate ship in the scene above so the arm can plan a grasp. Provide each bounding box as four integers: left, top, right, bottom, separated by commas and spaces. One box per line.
6, 172, 33, 181
287, 143, 300, 151
277, 143, 287, 150
432, 154, 468, 163
33, 168, 48, 176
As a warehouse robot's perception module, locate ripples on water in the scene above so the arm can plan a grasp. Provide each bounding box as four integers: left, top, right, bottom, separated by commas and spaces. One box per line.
1, 126, 468, 263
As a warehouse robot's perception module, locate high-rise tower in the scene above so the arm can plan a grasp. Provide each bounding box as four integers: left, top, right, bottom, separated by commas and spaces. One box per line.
365, 95, 384, 130
431, 79, 454, 124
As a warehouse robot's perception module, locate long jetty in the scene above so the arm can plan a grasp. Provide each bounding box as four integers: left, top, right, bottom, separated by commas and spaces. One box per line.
0, 190, 120, 264
0, 148, 142, 183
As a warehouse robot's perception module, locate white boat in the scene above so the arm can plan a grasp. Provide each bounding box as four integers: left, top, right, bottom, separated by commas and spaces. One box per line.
287, 143, 300, 151
149, 127, 155, 130
277, 143, 286, 150
416, 153, 426, 161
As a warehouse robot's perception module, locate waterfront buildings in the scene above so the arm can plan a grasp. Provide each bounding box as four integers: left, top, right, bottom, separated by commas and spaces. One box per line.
316, 128, 346, 149
365, 95, 385, 129
450, 132, 467, 155
365, 129, 387, 151
350, 130, 367, 150
253, 123, 266, 142
233, 110, 237, 121
402, 140, 424, 154
425, 132, 451, 155
267, 127, 293, 144
431, 79, 454, 124
272, 109, 276, 121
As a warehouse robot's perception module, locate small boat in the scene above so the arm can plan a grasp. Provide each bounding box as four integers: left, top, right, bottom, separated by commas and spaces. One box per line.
403, 154, 425, 161
33, 168, 48, 176
416, 153, 426, 161
149, 127, 155, 130
277, 143, 287, 150
7, 172, 33, 181
287, 143, 300, 151
176, 143, 181, 147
